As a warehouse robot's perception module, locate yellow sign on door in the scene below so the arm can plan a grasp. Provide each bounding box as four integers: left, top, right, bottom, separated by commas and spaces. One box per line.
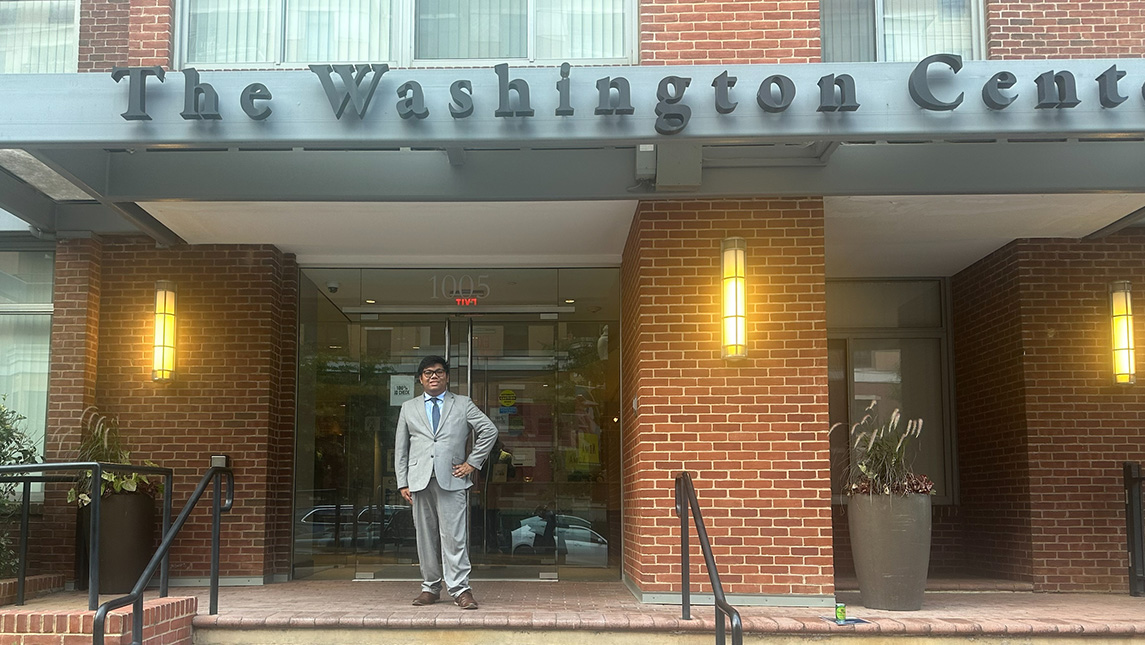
498, 389, 517, 407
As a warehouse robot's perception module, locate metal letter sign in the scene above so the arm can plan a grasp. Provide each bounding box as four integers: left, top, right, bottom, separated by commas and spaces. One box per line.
3, 57, 1145, 148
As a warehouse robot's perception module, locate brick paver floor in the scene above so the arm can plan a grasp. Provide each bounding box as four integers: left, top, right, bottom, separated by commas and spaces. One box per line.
10, 579, 1145, 637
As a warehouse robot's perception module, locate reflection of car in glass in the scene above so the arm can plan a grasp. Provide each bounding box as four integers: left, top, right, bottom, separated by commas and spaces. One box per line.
294, 504, 405, 551
510, 515, 607, 567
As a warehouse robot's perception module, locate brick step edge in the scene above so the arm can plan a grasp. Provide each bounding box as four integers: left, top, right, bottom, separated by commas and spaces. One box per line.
0, 596, 196, 645
0, 574, 67, 606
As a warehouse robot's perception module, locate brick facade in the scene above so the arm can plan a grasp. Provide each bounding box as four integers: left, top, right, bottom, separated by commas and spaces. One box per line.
34, 237, 297, 583
987, 1, 1145, 59
16, 0, 1145, 599
952, 234, 1145, 592
620, 198, 832, 596
78, 0, 130, 73
639, 0, 822, 64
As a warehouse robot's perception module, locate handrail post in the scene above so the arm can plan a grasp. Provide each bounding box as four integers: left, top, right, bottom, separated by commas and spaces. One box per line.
678, 475, 691, 620
211, 468, 222, 614
161, 471, 173, 597
675, 471, 743, 645
16, 480, 29, 605
88, 463, 102, 611
1125, 462, 1144, 596
93, 457, 234, 645
210, 455, 230, 615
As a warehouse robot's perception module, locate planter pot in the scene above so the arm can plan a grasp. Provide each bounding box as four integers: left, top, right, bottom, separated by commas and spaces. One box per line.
75, 492, 156, 594
847, 493, 932, 611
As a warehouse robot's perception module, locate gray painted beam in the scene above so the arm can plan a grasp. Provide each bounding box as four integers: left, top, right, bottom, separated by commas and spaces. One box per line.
88, 140, 1145, 202
54, 202, 141, 234
30, 148, 185, 245
0, 168, 55, 231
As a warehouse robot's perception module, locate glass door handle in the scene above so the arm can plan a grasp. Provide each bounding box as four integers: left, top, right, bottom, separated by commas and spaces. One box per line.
466, 317, 473, 399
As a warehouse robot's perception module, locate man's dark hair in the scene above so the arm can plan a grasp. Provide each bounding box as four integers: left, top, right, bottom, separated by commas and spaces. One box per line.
417, 355, 449, 375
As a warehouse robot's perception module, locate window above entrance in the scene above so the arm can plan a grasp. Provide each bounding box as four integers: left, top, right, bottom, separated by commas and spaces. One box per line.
0, 0, 79, 73
178, 0, 636, 68
820, 0, 983, 63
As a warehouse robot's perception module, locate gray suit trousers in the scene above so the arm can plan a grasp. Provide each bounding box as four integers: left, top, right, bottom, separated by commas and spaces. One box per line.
412, 475, 471, 597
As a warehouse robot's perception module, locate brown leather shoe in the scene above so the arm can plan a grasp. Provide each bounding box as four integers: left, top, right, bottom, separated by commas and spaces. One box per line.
412, 591, 440, 606
454, 590, 479, 610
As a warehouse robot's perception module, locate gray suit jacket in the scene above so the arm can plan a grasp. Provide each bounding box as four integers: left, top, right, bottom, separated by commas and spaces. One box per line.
394, 390, 499, 493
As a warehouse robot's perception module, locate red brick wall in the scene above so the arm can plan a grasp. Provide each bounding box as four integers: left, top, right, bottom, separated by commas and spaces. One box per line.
620, 198, 832, 596
78, 0, 174, 72
950, 242, 1035, 583
129, 0, 174, 68
0, 596, 194, 645
987, 1, 1145, 59
952, 234, 1145, 592
37, 237, 297, 582
640, 0, 821, 64
79, 0, 130, 72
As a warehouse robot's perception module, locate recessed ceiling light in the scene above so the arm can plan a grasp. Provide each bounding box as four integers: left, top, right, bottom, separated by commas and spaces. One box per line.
365, 299, 376, 304
564, 299, 575, 304
412, 345, 420, 350
328, 345, 341, 349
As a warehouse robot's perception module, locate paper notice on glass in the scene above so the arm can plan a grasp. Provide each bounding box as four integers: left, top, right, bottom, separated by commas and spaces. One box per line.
513, 447, 536, 467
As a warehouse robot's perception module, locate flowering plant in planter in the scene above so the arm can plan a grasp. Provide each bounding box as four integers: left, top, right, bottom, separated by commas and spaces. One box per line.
838, 401, 935, 496
833, 400, 935, 610
66, 406, 162, 506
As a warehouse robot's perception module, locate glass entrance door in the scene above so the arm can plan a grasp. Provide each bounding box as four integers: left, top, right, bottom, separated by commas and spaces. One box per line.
293, 267, 621, 582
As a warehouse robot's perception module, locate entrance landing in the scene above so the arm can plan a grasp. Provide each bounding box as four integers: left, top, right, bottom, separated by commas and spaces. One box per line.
5, 579, 1145, 644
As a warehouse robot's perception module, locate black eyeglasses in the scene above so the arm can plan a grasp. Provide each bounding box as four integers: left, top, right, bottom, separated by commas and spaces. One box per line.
421, 369, 447, 378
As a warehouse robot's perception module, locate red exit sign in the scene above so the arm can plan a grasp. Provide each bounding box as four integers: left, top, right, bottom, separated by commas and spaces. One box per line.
455, 298, 479, 306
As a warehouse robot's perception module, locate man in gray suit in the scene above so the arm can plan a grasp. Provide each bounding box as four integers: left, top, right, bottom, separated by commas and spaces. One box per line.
395, 355, 499, 610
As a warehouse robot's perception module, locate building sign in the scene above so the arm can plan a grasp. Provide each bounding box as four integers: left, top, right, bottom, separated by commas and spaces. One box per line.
3, 56, 1145, 146
390, 375, 415, 402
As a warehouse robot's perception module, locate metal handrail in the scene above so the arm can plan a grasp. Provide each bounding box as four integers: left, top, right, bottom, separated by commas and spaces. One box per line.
675, 471, 743, 645
0, 461, 174, 610
1125, 462, 1144, 596
94, 456, 234, 645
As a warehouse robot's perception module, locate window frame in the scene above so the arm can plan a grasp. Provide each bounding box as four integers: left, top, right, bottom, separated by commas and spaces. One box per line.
827, 277, 958, 506
0, 242, 55, 503
0, 0, 81, 74
174, 0, 638, 70
821, 0, 986, 63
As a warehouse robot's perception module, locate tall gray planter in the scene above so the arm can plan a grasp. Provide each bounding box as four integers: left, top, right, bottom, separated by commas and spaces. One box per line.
847, 493, 932, 610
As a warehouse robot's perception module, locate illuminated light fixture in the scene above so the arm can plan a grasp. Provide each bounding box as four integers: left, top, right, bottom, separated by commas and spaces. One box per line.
152, 281, 177, 382
564, 299, 576, 304
721, 237, 747, 360
365, 299, 376, 304
1111, 280, 1135, 385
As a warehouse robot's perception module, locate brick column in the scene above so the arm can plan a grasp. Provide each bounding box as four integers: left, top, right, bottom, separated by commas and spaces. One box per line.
37, 236, 103, 575
620, 198, 832, 598
953, 233, 1145, 592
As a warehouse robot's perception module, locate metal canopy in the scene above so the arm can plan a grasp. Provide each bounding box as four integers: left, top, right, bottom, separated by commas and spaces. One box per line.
1, 58, 1144, 241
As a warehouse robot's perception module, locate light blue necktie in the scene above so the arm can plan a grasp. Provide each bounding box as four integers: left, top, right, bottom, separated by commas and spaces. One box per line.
431, 397, 441, 434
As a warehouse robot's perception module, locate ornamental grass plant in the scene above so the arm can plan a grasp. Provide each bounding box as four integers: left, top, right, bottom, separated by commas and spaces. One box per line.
834, 400, 935, 496
67, 406, 162, 506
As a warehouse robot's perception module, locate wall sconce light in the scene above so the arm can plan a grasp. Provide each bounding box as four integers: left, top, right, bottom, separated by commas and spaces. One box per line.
721, 237, 747, 359
153, 280, 176, 382
1111, 280, 1135, 385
